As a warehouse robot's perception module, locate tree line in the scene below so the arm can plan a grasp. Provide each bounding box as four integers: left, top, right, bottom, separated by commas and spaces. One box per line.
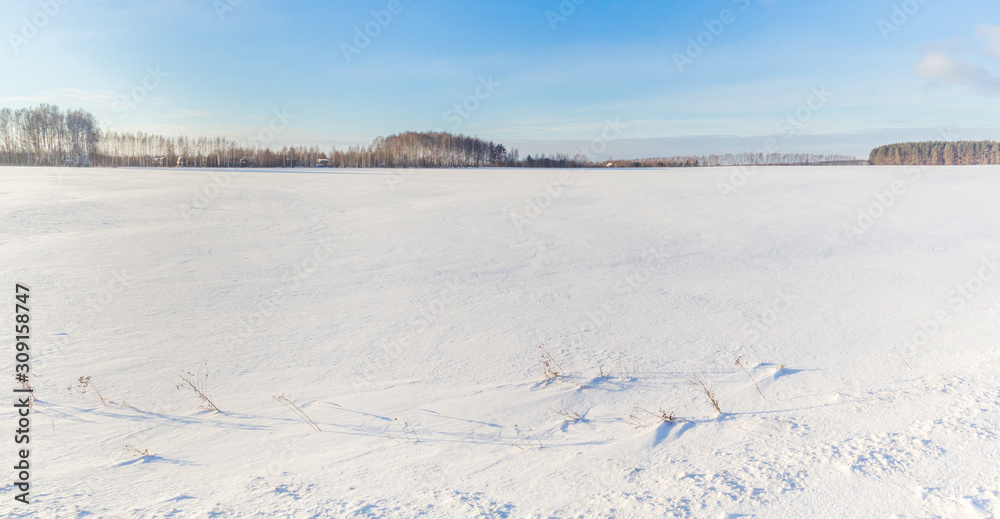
0, 105, 522, 169
0, 104, 101, 167
0, 104, 866, 169
608, 153, 861, 168
97, 131, 329, 169
330, 131, 519, 168
869, 141, 1000, 165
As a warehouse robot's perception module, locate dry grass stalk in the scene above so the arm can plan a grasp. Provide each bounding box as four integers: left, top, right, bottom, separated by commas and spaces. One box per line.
616, 348, 632, 380
735, 356, 766, 401
72, 376, 109, 406
539, 345, 566, 381
627, 405, 685, 427
388, 418, 419, 443
176, 365, 220, 412
274, 394, 321, 431
687, 373, 722, 413
123, 444, 154, 458
547, 406, 582, 422
511, 424, 542, 450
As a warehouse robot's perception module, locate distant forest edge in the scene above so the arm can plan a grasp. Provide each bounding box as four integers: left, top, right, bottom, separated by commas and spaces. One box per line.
869, 141, 1000, 165
7, 103, 974, 169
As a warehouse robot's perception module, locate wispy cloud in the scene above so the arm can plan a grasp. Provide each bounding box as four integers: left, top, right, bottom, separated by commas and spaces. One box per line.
976, 24, 1000, 59
915, 26, 1000, 96
915, 52, 1000, 96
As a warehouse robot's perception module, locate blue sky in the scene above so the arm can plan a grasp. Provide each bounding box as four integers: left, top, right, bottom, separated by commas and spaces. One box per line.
2, 0, 999, 158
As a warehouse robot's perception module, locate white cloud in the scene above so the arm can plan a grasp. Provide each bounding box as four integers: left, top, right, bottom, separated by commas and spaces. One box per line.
976, 24, 1000, 59
915, 51, 1000, 96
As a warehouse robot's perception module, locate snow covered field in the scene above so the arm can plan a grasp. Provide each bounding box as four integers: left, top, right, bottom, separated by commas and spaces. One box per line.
2, 165, 1000, 518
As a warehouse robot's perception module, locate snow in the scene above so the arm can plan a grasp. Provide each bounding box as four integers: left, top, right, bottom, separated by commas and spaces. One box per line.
2, 165, 1000, 518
